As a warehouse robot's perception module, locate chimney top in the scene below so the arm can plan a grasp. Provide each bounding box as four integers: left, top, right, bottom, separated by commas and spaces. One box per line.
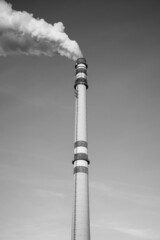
75, 58, 88, 68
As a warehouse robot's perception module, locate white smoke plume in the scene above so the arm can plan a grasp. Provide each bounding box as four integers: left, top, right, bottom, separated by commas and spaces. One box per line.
0, 0, 83, 60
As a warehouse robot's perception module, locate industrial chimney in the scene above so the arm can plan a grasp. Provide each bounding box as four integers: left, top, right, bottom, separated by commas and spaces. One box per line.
71, 58, 90, 240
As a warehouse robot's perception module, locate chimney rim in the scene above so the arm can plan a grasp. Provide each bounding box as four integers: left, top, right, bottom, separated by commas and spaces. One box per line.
75, 57, 88, 68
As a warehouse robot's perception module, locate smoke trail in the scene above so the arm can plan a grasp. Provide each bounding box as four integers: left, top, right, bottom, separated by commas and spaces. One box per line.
0, 0, 83, 60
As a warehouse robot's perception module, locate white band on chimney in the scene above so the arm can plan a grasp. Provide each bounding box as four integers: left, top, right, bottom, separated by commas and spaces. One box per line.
74, 160, 88, 167
76, 72, 87, 79
74, 146, 88, 154
77, 63, 86, 69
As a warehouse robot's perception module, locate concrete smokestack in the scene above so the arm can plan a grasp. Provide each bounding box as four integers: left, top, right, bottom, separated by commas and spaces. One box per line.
71, 58, 90, 240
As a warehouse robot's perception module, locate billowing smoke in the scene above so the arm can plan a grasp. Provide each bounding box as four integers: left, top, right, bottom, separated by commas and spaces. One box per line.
0, 0, 83, 60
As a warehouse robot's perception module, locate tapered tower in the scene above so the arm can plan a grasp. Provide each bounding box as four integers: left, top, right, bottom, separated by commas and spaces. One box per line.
71, 58, 90, 240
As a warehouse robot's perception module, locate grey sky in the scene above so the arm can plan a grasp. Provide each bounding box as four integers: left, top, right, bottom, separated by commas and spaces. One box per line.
0, 0, 160, 240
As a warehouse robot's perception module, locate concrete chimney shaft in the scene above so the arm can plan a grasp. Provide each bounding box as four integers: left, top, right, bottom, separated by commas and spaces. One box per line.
71, 58, 90, 240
